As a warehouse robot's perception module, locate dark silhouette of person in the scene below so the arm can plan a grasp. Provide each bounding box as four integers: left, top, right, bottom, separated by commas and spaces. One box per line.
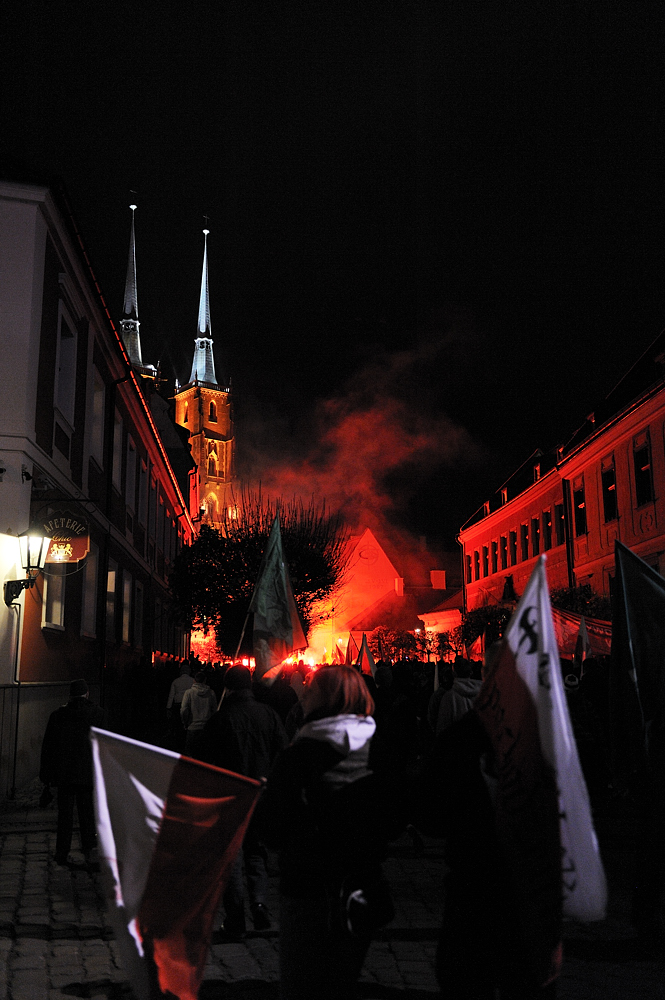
40, 678, 105, 866
201, 665, 287, 936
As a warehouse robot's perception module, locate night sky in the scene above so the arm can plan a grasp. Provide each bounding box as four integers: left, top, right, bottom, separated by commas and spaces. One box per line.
4, 6, 665, 548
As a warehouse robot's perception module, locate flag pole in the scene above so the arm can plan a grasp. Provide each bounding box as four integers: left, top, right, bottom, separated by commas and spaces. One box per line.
234, 611, 251, 661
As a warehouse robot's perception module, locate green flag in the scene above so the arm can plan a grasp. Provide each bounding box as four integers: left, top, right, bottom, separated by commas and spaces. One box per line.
611, 540, 665, 759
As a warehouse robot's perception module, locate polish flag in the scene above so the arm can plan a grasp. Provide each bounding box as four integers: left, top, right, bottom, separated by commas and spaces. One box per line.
90, 728, 263, 1000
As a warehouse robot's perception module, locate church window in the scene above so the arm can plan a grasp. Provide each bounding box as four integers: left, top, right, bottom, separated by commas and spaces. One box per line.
209, 401, 217, 422
184, 403, 188, 424
208, 455, 216, 477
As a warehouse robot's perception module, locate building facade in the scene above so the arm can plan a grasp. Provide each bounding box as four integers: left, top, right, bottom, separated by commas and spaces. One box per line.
459, 336, 665, 612
174, 230, 235, 525
0, 181, 195, 793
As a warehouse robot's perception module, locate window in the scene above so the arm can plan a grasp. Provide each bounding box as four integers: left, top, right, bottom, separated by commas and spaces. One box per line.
154, 598, 162, 651
491, 540, 498, 574
573, 478, 587, 536
500, 488, 508, 505
90, 367, 105, 465
126, 436, 137, 511
482, 546, 489, 577
157, 497, 165, 552
633, 434, 653, 506
531, 517, 540, 556
465, 554, 472, 584
112, 410, 123, 490
509, 530, 517, 566
601, 455, 618, 522
184, 402, 189, 424
555, 502, 565, 546
500, 536, 508, 570
209, 401, 217, 422
106, 558, 117, 641
520, 523, 529, 561
55, 309, 77, 428
533, 463, 541, 482
474, 551, 480, 581
122, 570, 132, 644
81, 543, 98, 636
149, 478, 157, 539
138, 461, 148, 526
134, 581, 144, 648
43, 564, 65, 629
542, 510, 552, 551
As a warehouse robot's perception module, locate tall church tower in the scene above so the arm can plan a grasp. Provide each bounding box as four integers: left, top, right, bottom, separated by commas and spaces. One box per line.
119, 204, 157, 380
174, 229, 235, 525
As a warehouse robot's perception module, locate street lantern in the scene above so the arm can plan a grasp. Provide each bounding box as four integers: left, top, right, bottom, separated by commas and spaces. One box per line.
4, 532, 50, 605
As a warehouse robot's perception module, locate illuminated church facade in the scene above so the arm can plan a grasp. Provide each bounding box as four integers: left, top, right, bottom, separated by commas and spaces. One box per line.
172, 230, 235, 526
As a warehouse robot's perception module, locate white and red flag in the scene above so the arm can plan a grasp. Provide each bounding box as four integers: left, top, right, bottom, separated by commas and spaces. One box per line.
90, 727, 263, 1000
475, 556, 606, 984
356, 632, 376, 677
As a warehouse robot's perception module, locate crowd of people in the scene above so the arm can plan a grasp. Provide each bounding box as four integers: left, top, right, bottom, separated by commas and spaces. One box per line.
38, 647, 663, 1000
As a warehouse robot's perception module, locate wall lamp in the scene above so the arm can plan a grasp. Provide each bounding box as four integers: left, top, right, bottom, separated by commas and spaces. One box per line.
4, 533, 50, 605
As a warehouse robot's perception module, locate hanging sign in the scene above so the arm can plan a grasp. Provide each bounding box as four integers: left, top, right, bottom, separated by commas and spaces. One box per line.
40, 508, 91, 563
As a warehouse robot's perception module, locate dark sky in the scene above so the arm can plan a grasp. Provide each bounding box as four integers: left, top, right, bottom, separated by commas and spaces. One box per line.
4, 5, 665, 547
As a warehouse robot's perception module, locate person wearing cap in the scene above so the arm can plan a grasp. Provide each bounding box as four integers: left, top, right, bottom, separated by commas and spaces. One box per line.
201, 665, 287, 937
39, 679, 105, 866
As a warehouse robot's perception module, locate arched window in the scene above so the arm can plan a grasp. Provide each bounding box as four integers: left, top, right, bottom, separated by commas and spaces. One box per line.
209, 401, 217, 422
208, 455, 216, 477
183, 403, 188, 424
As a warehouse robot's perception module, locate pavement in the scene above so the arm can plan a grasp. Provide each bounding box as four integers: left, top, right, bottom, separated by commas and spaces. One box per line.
0, 797, 662, 1000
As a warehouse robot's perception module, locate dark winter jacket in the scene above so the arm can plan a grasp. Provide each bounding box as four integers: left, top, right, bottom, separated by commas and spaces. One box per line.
39, 697, 105, 787
263, 714, 390, 897
200, 689, 287, 779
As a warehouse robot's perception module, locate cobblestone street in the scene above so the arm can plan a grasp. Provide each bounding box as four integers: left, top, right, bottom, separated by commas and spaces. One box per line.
0, 809, 662, 999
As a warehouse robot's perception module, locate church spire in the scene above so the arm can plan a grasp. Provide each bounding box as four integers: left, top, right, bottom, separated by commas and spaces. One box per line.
189, 228, 218, 385
119, 203, 143, 366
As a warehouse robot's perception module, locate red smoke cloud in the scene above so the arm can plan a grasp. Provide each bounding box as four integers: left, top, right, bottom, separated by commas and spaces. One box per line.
240, 334, 483, 544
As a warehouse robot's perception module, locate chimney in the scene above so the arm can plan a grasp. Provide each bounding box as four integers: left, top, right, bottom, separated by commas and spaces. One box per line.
430, 570, 447, 589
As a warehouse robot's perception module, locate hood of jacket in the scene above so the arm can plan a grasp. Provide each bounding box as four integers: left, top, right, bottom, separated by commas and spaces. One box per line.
453, 677, 482, 699
296, 714, 376, 756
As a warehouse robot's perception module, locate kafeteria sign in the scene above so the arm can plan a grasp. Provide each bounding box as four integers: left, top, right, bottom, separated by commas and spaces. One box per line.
39, 507, 90, 563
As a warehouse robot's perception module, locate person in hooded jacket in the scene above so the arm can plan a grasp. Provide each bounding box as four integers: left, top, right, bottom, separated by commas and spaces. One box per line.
435, 656, 482, 735
180, 670, 217, 757
263, 665, 394, 1000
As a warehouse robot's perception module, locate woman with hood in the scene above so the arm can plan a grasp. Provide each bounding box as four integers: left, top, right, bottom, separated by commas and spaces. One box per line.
264, 665, 393, 1000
